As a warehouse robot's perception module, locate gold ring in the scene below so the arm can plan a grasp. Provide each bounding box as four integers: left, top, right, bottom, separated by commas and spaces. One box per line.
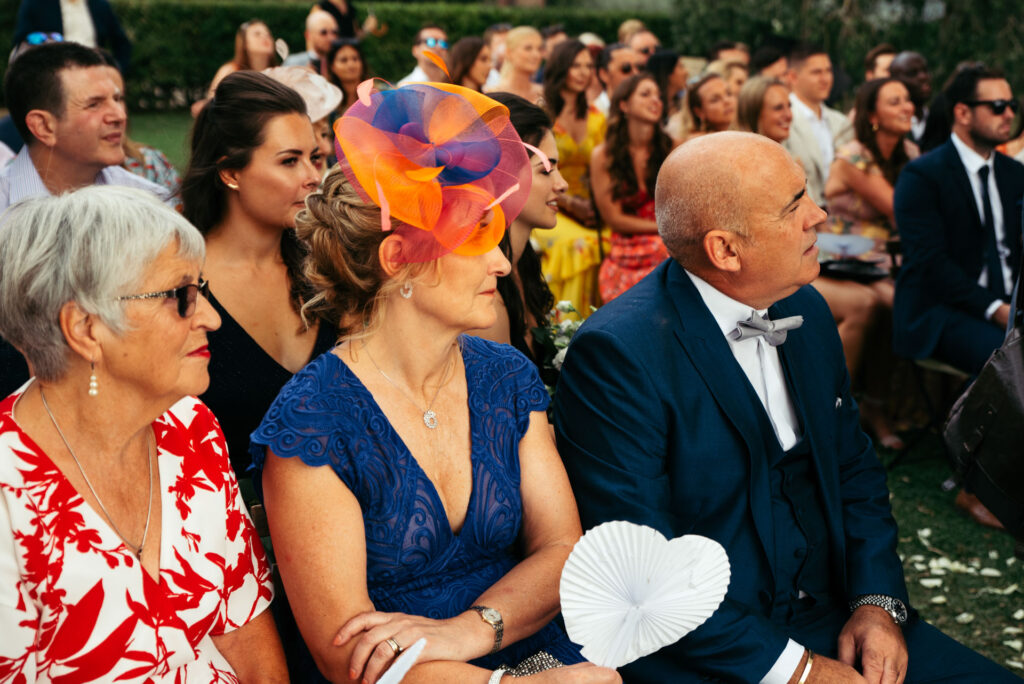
385, 637, 402, 655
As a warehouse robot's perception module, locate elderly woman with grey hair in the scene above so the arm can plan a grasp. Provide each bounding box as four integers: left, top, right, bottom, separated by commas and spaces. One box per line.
0, 186, 287, 682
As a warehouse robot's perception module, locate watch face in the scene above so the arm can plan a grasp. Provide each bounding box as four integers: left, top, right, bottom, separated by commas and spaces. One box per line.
892, 602, 908, 622
482, 608, 501, 624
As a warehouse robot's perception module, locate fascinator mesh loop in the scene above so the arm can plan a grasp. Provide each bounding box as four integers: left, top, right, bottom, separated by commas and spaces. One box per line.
333, 82, 531, 263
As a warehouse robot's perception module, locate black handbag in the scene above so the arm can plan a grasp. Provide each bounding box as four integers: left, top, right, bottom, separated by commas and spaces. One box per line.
943, 266, 1024, 550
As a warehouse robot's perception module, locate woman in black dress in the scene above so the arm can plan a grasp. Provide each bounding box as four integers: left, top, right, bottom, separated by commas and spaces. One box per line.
182, 71, 338, 479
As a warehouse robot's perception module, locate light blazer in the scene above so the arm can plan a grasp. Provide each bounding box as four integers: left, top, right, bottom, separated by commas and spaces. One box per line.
783, 100, 853, 207
553, 259, 907, 683
892, 138, 1024, 359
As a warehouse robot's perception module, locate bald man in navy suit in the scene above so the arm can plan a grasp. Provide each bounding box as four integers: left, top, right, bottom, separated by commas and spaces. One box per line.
555, 132, 1016, 683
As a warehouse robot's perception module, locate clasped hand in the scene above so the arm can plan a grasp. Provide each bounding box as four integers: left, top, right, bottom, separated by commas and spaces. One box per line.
334, 610, 486, 684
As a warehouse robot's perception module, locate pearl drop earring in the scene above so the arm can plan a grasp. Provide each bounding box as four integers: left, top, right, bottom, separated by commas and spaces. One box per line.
88, 362, 98, 397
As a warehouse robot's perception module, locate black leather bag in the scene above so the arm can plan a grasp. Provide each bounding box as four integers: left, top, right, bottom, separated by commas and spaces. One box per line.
943, 268, 1024, 547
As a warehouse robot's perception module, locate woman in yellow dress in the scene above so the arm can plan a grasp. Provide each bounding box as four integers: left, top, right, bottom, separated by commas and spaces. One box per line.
537, 39, 608, 316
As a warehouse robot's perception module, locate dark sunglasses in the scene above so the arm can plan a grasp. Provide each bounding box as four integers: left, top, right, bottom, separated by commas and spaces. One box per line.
967, 99, 1020, 115
619, 62, 649, 76
27, 32, 64, 45
418, 37, 449, 50
118, 278, 209, 318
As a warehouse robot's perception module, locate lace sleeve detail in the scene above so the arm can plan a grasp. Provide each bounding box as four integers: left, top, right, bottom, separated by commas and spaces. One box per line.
461, 336, 549, 440
249, 355, 360, 489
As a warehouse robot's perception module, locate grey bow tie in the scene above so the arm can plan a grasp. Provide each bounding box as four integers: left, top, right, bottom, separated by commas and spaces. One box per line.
729, 313, 804, 346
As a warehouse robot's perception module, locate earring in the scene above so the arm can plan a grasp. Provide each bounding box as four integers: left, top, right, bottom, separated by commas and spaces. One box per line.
871, 122, 879, 132
88, 362, 98, 397
226, 182, 239, 190
399, 282, 413, 299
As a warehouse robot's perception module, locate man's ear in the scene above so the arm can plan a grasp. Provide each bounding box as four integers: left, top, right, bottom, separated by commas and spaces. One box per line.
703, 229, 743, 273
951, 101, 972, 128
24, 110, 59, 148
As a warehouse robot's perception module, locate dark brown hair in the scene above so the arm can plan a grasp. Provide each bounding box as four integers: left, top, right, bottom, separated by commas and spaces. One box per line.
853, 77, 913, 186
606, 74, 674, 200
543, 39, 590, 121
181, 71, 312, 313
447, 37, 487, 90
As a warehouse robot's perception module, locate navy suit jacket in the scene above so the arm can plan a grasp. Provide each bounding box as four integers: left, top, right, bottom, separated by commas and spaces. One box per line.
892, 138, 1024, 359
14, 0, 132, 73
553, 260, 907, 683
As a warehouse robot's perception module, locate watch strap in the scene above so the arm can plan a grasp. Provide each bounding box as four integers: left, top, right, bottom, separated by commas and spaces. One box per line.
471, 605, 504, 654
849, 594, 907, 625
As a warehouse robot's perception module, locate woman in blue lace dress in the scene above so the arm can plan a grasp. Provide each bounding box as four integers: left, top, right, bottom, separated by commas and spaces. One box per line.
250, 84, 619, 684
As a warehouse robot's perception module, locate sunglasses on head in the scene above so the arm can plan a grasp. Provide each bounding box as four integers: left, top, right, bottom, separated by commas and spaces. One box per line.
619, 62, 648, 76
118, 278, 209, 318
419, 37, 449, 50
967, 99, 1020, 115
27, 32, 64, 45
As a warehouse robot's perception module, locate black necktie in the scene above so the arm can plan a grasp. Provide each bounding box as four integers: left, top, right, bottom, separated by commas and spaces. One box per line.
978, 165, 1007, 299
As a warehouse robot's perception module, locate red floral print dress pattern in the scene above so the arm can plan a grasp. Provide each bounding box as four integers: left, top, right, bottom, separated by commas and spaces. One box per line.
0, 393, 273, 683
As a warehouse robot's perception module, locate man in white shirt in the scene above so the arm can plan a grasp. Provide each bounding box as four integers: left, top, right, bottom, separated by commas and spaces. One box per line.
397, 24, 448, 86
556, 132, 1015, 683
0, 42, 168, 212
593, 43, 643, 117
282, 9, 338, 73
782, 44, 853, 206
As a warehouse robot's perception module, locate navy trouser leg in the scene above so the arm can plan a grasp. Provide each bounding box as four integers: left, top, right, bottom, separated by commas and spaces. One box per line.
932, 308, 1005, 375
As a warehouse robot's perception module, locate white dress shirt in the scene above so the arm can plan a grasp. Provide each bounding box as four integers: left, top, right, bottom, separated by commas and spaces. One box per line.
686, 270, 806, 683
60, 0, 97, 47
0, 146, 171, 213
949, 132, 1013, 318
790, 93, 835, 173
397, 65, 431, 86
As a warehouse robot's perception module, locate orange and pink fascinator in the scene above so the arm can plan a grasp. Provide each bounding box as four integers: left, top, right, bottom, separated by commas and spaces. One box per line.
333, 81, 534, 263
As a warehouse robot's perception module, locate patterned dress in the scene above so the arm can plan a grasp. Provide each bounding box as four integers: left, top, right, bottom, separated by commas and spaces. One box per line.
250, 335, 584, 680
0, 394, 273, 683
535, 108, 608, 316
598, 189, 669, 302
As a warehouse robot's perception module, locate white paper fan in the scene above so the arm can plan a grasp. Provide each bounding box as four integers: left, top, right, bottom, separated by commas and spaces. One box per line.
815, 232, 875, 258
560, 521, 730, 669
377, 637, 427, 684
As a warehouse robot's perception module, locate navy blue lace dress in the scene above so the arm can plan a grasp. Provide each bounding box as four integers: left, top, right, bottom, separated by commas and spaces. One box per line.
250, 335, 584, 677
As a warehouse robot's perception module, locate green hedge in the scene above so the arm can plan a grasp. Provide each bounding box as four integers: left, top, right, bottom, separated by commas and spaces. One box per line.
1, 1, 669, 110
3, 0, 1024, 112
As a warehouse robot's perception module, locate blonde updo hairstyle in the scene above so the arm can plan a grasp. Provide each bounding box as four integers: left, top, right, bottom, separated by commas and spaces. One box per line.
296, 166, 434, 339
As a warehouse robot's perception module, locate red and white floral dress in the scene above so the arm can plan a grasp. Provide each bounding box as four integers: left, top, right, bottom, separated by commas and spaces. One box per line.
0, 393, 273, 683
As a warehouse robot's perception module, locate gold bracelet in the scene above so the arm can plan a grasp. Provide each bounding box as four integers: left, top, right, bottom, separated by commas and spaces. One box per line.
797, 650, 814, 684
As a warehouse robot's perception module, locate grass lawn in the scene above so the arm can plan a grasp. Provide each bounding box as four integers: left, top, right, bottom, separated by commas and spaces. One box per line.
883, 433, 1024, 677
129, 107, 1023, 677
130, 109, 194, 172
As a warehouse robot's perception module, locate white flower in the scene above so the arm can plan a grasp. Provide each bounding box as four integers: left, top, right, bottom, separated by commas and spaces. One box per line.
917, 528, 932, 538
919, 578, 943, 588
1013, 609, 1024, 620
555, 300, 577, 314
980, 568, 1003, 577
552, 347, 568, 371
1006, 660, 1023, 670
1004, 640, 1023, 652
1004, 627, 1024, 635
929, 595, 947, 604
955, 612, 975, 624
989, 550, 1000, 560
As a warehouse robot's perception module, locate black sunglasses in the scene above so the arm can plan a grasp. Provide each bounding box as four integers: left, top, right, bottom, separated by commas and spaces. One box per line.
418, 37, 449, 50
118, 278, 209, 318
966, 99, 1020, 115
618, 62, 649, 76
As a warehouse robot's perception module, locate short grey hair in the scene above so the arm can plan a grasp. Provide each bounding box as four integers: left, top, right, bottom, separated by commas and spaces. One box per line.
0, 185, 205, 382
655, 135, 754, 265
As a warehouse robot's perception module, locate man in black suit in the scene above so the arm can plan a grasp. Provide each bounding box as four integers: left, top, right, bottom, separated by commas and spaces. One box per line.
893, 65, 1024, 376
13, 0, 131, 74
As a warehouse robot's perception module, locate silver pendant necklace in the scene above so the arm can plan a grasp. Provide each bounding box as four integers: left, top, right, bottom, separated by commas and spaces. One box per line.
39, 388, 154, 560
364, 341, 458, 429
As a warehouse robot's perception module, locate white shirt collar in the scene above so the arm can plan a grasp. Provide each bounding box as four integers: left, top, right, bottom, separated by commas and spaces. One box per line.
789, 93, 821, 122
950, 130, 994, 174
685, 270, 767, 340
